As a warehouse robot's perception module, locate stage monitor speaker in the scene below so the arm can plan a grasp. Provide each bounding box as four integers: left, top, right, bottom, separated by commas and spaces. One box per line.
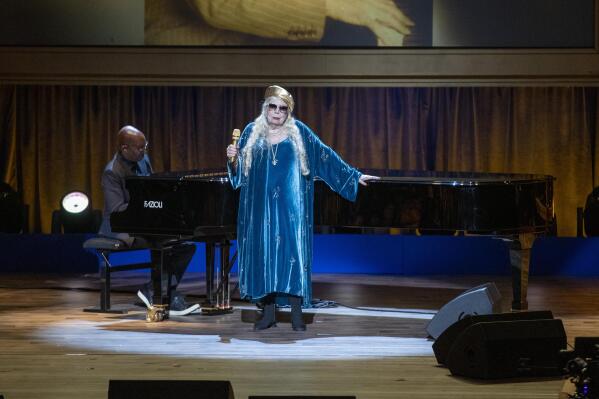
426, 282, 501, 339
108, 380, 234, 399
446, 318, 567, 379
433, 310, 554, 365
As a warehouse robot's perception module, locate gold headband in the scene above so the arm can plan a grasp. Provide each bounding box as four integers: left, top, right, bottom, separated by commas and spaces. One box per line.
264, 85, 294, 112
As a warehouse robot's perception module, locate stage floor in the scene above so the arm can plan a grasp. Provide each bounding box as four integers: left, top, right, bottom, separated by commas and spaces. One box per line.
0, 273, 597, 398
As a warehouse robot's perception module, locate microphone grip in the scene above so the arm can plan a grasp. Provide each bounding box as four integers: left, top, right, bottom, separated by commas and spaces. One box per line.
229, 128, 241, 163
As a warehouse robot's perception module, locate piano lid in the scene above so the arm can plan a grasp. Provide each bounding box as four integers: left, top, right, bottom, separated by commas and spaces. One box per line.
147, 169, 230, 182
313, 169, 555, 234
148, 168, 554, 185
356, 170, 555, 186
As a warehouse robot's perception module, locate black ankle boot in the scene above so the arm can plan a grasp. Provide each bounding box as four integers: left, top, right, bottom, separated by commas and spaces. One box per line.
254, 301, 276, 331
289, 296, 306, 331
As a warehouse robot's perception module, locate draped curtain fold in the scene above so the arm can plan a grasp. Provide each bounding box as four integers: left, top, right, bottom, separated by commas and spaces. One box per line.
0, 86, 17, 189
0, 85, 595, 236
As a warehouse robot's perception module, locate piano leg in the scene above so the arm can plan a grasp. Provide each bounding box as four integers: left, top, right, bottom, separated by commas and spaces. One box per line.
147, 248, 169, 322
507, 233, 535, 311
204, 242, 216, 306
201, 239, 235, 314
217, 240, 232, 310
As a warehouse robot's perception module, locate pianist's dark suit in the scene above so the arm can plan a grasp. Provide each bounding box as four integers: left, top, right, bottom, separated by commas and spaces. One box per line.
99, 152, 153, 241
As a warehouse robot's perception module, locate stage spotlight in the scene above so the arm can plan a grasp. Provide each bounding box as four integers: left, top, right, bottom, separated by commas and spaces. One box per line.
61, 191, 90, 214
51, 191, 101, 234
0, 182, 25, 233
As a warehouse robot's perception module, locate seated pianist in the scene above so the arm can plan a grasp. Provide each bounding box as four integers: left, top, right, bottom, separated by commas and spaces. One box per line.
98, 125, 197, 315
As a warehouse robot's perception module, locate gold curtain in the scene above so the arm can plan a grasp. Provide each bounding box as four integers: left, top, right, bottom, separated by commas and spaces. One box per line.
0, 86, 17, 188
429, 87, 595, 237
0, 85, 595, 235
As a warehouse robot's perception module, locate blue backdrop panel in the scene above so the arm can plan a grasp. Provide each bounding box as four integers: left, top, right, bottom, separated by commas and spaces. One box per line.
0, 233, 97, 273
108, 242, 237, 274
112, 235, 509, 275
311, 234, 509, 275
530, 237, 599, 276
1, 234, 598, 277
401, 235, 509, 275
105, 235, 598, 277
312, 234, 403, 274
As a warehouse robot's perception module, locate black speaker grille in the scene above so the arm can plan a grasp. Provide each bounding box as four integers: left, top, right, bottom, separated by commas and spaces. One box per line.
108, 380, 234, 399
446, 318, 567, 379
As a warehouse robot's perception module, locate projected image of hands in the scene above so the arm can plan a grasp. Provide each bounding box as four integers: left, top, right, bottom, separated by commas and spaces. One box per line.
145, 0, 431, 47
325, 0, 414, 46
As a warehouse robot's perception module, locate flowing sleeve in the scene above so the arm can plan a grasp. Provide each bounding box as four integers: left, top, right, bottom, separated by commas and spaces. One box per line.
301, 121, 362, 202
227, 123, 253, 189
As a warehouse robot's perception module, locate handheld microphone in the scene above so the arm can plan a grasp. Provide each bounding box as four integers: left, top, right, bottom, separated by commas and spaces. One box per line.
229, 129, 240, 163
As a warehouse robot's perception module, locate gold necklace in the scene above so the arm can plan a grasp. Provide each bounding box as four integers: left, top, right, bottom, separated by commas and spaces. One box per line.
270, 142, 279, 166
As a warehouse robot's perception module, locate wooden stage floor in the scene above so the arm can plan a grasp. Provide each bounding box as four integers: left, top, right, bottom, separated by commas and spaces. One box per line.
0, 273, 597, 399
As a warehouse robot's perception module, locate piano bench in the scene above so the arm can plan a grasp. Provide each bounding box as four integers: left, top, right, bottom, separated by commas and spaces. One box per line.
82, 237, 151, 314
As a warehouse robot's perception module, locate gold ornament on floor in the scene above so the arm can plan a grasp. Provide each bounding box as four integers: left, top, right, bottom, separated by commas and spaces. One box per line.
146, 304, 169, 322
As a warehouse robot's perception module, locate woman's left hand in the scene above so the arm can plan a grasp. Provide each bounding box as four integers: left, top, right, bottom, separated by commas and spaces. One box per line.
359, 174, 380, 186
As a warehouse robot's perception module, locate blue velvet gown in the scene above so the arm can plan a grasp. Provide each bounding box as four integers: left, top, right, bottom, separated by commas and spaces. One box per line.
228, 120, 361, 307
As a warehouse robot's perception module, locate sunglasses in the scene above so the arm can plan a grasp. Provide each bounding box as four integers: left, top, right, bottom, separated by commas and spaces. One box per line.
268, 103, 289, 113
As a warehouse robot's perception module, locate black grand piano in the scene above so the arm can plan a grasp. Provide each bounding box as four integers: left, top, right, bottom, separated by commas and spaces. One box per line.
111, 169, 555, 317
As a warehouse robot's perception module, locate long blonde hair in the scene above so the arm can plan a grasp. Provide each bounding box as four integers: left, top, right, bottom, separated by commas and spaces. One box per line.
241, 98, 310, 176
